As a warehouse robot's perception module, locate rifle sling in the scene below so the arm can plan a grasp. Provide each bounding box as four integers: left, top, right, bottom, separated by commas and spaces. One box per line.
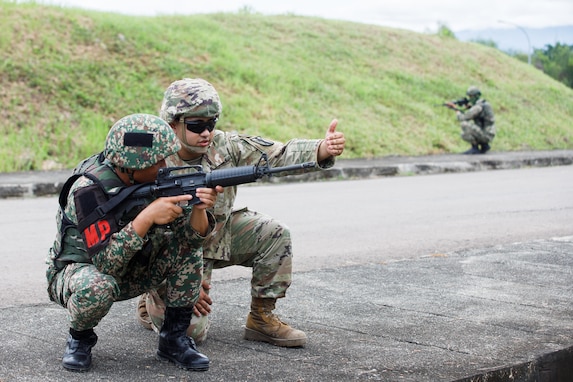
77, 183, 148, 233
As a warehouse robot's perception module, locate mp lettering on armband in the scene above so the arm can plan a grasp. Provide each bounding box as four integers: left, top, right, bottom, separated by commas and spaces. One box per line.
83, 220, 112, 249
74, 182, 119, 255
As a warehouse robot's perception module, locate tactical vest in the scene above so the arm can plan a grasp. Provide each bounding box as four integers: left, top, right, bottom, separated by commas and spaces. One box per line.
50, 153, 139, 271
476, 100, 495, 129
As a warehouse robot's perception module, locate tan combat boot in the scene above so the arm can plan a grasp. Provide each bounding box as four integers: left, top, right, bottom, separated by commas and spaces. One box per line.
136, 293, 153, 330
244, 297, 307, 347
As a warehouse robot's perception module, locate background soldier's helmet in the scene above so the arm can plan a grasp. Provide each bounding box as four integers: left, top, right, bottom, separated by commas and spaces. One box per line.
466, 86, 481, 97
104, 113, 181, 170
160, 78, 222, 124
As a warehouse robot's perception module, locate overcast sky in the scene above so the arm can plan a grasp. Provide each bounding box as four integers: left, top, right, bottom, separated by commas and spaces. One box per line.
34, 0, 573, 33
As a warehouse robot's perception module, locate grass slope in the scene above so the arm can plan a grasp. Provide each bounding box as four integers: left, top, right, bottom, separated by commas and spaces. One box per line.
1, 1, 572, 172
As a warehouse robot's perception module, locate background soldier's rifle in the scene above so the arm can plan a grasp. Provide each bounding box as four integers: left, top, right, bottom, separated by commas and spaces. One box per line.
436, 97, 469, 111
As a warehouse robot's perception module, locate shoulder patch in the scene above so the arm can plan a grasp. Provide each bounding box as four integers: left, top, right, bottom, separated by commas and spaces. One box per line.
249, 136, 275, 147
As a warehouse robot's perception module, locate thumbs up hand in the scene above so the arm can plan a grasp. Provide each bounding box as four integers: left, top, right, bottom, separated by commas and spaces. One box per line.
321, 119, 345, 158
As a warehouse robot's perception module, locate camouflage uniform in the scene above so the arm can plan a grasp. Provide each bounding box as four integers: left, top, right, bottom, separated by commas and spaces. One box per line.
48, 114, 215, 372
457, 98, 496, 145
142, 79, 336, 343
46, 169, 211, 330
145, 130, 334, 341
46, 114, 214, 333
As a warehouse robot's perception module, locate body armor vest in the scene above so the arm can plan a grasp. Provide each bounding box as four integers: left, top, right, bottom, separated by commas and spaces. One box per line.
51, 153, 131, 271
476, 100, 495, 129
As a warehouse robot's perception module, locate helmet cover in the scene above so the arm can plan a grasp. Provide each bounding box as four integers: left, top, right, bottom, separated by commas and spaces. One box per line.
160, 78, 222, 124
104, 113, 181, 170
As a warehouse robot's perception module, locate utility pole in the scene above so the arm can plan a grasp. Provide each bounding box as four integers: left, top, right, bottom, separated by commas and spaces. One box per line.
498, 20, 531, 65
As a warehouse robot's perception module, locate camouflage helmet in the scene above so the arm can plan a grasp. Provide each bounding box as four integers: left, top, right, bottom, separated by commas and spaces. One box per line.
466, 86, 481, 97
160, 78, 222, 124
104, 113, 181, 170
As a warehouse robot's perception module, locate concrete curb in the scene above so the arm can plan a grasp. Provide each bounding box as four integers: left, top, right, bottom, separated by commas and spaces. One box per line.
2, 150, 571, 198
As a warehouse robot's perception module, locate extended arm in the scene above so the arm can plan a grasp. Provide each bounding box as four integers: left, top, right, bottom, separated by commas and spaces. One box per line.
456, 103, 483, 122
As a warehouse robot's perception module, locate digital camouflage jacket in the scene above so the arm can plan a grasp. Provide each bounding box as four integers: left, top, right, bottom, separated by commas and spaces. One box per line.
46, 157, 211, 286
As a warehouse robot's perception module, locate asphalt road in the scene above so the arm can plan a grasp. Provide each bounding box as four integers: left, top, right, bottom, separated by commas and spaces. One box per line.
1, 153, 572, 381
1, 165, 571, 308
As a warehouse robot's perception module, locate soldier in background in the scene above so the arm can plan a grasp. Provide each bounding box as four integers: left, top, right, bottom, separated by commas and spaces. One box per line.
136, 78, 346, 348
445, 86, 496, 154
46, 114, 220, 372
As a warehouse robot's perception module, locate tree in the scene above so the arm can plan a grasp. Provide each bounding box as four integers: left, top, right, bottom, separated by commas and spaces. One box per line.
532, 43, 573, 88
436, 23, 456, 39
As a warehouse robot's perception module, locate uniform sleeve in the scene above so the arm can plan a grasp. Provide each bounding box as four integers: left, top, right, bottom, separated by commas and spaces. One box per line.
457, 104, 483, 122
65, 176, 146, 277
172, 207, 217, 247
232, 134, 334, 173
92, 204, 216, 277
90, 221, 146, 277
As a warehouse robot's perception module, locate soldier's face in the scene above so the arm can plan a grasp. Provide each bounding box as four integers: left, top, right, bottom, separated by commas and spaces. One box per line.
133, 159, 166, 183
182, 117, 216, 142
173, 117, 215, 155
468, 95, 479, 105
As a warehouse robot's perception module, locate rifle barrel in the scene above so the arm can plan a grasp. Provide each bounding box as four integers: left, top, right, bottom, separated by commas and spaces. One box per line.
266, 161, 315, 174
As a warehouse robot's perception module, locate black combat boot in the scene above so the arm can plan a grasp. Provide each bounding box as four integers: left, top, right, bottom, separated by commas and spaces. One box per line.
62, 328, 98, 372
463, 144, 481, 155
156, 307, 210, 371
479, 143, 491, 153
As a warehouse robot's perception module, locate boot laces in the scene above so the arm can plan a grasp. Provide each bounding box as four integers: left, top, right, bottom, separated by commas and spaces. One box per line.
184, 336, 198, 350
262, 311, 287, 327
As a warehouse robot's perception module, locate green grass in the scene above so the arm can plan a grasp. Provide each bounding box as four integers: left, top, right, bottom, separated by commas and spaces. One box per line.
1, 1, 572, 172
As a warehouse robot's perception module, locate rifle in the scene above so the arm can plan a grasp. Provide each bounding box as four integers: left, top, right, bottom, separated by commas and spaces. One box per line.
78, 153, 316, 254
130, 153, 316, 204
437, 97, 469, 111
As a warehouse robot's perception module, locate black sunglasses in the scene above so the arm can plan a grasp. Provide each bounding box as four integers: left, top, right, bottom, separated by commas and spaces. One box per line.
182, 117, 218, 134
